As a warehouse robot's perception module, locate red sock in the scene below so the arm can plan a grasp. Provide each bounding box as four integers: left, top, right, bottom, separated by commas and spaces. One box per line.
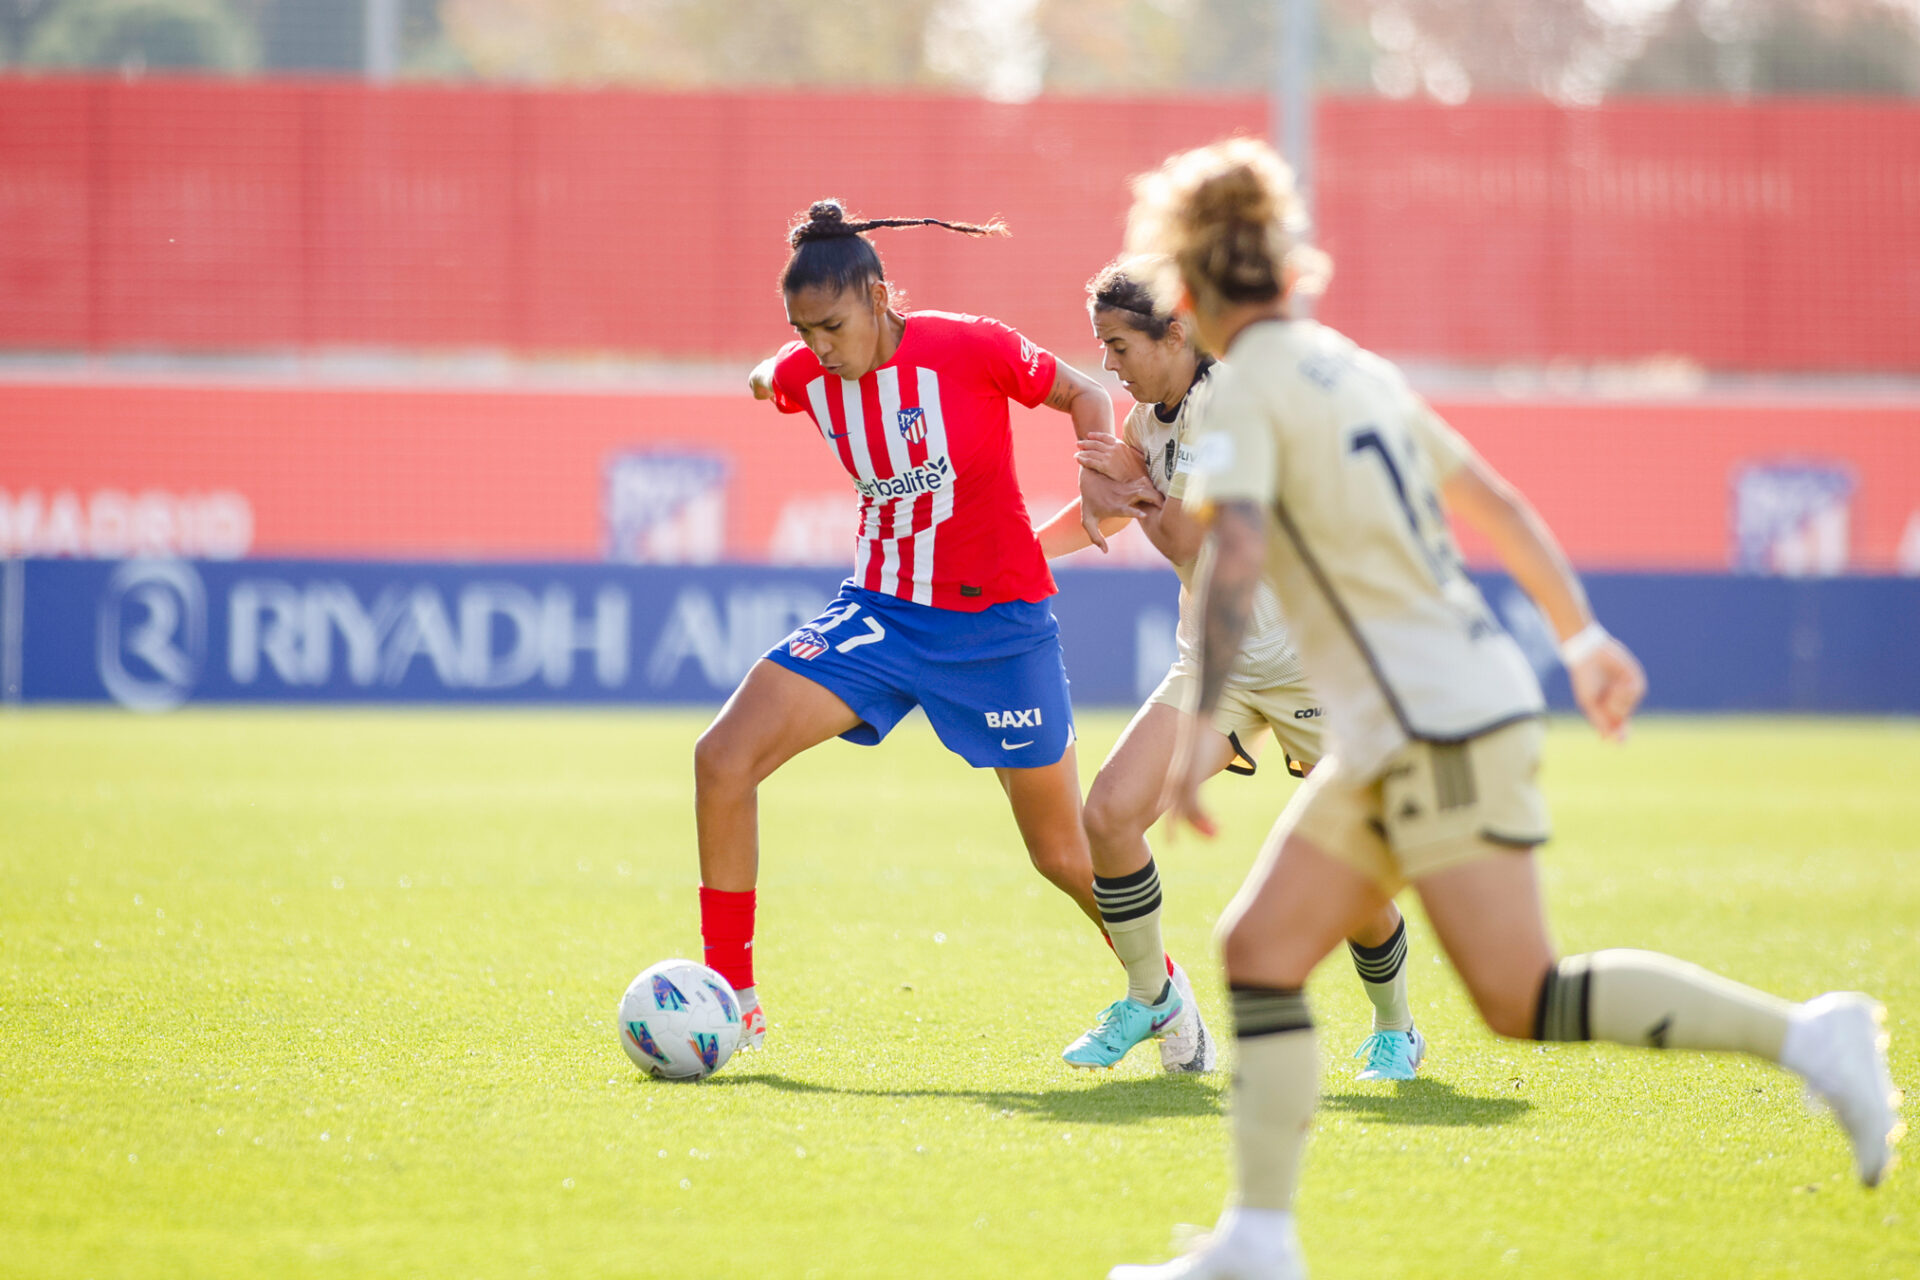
699, 885, 756, 992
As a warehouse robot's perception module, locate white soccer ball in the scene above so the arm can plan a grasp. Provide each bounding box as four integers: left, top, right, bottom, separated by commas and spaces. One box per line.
617, 959, 743, 1081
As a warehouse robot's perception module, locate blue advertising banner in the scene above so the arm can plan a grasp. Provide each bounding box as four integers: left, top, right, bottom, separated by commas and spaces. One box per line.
3, 558, 1917, 714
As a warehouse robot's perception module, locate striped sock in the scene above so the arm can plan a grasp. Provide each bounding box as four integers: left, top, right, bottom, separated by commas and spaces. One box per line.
1347, 917, 1413, 1033
1534, 950, 1792, 1059
1228, 985, 1319, 1211
1094, 860, 1169, 1005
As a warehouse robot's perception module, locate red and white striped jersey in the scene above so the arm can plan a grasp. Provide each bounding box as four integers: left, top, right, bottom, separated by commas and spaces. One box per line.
768, 311, 1060, 612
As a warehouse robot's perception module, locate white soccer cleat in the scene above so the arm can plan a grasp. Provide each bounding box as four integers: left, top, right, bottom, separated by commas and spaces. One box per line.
1109, 1213, 1306, 1280
1161, 962, 1219, 1075
737, 1001, 767, 1051
1788, 992, 1903, 1186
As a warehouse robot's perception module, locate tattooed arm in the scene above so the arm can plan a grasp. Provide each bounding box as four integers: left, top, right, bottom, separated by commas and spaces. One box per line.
1041, 362, 1144, 551
1192, 499, 1265, 719
1165, 498, 1267, 837
1043, 361, 1117, 443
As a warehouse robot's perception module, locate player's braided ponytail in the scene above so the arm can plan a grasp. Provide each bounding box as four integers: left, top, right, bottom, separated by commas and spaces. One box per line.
781, 199, 1008, 299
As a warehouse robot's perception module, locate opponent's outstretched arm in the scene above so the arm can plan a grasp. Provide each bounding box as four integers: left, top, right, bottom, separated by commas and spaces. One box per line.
1043, 361, 1118, 443
1041, 365, 1158, 552
1076, 432, 1206, 566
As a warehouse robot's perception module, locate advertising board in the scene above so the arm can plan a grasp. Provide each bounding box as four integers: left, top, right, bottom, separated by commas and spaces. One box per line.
8, 559, 1916, 715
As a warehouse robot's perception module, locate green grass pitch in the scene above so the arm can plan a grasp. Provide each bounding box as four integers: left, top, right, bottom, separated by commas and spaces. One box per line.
2, 709, 1916, 1279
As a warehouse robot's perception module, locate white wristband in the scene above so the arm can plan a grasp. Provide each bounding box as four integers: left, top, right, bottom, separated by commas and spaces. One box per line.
1559, 621, 1610, 667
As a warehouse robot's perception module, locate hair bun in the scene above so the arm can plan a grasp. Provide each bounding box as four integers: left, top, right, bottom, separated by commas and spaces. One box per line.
1187, 164, 1278, 235
790, 199, 855, 247
1124, 137, 1329, 307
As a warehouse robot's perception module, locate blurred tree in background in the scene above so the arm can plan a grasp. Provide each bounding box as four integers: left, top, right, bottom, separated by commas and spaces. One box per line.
431, 0, 1920, 99
14, 0, 254, 71
259, 0, 357, 72
257, 0, 449, 73
0, 0, 1915, 97
1318, 0, 1625, 102
1615, 0, 1920, 94
438, 0, 944, 87
1031, 0, 1376, 93
0, 0, 453, 71
2, 0, 52, 62
1035, 0, 1919, 101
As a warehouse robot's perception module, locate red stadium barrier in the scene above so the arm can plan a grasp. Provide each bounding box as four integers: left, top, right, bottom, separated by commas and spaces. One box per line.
1, 79, 1916, 370
0, 80, 91, 347
3, 380, 1916, 573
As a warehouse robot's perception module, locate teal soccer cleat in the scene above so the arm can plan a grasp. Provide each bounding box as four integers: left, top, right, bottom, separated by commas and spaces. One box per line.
1063, 986, 1185, 1070
1353, 1026, 1426, 1081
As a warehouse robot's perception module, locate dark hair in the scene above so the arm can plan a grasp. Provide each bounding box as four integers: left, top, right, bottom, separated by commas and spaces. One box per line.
780, 199, 1008, 298
1086, 258, 1176, 342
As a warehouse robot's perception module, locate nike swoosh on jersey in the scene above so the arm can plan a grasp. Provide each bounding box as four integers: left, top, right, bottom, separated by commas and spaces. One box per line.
1001, 738, 1034, 750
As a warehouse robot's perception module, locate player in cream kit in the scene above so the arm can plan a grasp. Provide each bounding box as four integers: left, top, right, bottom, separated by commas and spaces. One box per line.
1037, 258, 1426, 1081
1111, 138, 1902, 1280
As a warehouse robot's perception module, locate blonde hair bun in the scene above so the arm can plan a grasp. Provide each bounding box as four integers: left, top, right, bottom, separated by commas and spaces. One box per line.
1126, 137, 1330, 311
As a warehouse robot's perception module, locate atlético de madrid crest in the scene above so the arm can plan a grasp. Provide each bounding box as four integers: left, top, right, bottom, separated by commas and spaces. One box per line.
896, 406, 928, 443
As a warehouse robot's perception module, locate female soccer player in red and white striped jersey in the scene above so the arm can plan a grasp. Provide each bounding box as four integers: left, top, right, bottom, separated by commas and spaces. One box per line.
691, 200, 1183, 1056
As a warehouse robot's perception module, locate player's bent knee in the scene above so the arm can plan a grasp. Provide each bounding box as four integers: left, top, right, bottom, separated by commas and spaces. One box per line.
1218, 914, 1314, 988
1479, 1000, 1535, 1042
1026, 838, 1091, 890
1080, 785, 1147, 852
1463, 970, 1550, 1040
692, 725, 758, 796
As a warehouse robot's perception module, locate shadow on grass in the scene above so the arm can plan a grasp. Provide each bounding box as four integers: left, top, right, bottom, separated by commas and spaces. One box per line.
1319, 1078, 1531, 1127
705, 1070, 1224, 1124
662, 1070, 1526, 1129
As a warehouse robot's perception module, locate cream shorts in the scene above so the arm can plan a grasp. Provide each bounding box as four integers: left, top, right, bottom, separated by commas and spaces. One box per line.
1151, 661, 1325, 778
1277, 717, 1551, 895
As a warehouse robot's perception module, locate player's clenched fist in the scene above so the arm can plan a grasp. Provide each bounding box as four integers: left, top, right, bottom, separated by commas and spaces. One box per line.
1567, 630, 1646, 742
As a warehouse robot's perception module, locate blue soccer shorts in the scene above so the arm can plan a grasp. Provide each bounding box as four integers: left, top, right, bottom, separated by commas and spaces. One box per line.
763, 582, 1075, 769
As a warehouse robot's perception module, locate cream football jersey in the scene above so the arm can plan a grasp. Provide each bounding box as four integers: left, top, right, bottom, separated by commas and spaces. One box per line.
1123, 365, 1304, 692
1184, 320, 1544, 778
